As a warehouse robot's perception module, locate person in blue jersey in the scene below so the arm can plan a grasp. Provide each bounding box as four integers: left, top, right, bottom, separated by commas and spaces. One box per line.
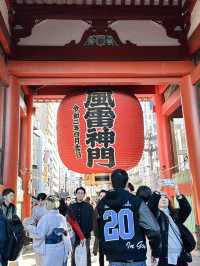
94, 169, 161, 266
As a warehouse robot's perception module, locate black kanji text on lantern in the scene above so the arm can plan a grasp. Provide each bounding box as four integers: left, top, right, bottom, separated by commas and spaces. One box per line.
72, 105, 82, 159
84, 91, 116, 168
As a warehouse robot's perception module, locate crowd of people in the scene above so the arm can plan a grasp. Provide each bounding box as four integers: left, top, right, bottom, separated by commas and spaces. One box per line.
0, 169, 196, 266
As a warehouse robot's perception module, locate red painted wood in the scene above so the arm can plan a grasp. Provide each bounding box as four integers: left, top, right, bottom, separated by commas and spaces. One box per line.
13, 4, 182, 21
18, 77, 181, 86
192, 64, 200, 85
3, 76, 20, 191
0, 12, 10, 54
161, 89, 181, 116
5, 0, 11, 9
184, 0, 198, 13
181, 75, 200, 225
32, 85, 156, 95
0, 57, 8, 85
154, 88, 174, 178
10, 45, 188, 61
131, 0, 136, 6
8, 61, 194, 79
23, 95, 33, 217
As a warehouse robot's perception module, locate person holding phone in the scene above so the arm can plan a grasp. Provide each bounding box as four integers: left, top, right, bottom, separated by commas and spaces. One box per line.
148, 183, 194, 266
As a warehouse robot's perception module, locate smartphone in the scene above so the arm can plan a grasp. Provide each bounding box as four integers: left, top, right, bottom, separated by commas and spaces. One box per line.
160, 178, 175, 186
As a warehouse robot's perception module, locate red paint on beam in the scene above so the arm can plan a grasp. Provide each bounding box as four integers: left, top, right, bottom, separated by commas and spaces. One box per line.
18, 77, 182, 86
8, 61, 194, 78
13, 4, 182, 21
33, 85, 155, 95
11, 45, 188, 61
162, 89, 181, 116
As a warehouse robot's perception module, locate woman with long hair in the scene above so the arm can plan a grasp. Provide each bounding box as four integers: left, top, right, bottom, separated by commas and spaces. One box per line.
148, 184, 194, 266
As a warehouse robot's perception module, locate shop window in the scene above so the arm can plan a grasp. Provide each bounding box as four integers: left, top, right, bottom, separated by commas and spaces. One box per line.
0, 84, 6, 184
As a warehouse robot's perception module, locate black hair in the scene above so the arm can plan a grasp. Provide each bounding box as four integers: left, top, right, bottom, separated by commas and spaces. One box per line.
75, 186, 86, 194
37, 193, 47, 201
111, 169, 128, 189
128, 182, 135, 192
59, 198, 68, 216
136, 186, 152, 203
2, 188, 15, 197
59, 198, 76, 219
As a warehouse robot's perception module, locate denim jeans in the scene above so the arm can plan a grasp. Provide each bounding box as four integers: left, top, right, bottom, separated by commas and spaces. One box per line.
109, 261, 146, 266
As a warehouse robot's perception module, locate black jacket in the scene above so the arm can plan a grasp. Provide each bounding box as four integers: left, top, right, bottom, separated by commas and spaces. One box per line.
148, 192, 192, 266
1, 202, 16, 220
0, 209, 8, 266
69, 201, 94, 239
95, 189, 161, 262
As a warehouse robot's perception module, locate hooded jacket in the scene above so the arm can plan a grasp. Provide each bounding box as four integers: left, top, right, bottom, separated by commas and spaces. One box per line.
147, 192, 193, 266
96, 189, 161, 262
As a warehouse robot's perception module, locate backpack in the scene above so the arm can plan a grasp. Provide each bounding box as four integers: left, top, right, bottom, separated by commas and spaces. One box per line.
5, 215, 25, 261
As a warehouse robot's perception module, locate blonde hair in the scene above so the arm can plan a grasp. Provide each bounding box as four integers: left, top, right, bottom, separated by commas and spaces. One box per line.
46, 195, 60, 210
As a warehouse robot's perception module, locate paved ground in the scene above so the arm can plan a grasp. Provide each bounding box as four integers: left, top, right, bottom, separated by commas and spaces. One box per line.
10, 248, 200, 266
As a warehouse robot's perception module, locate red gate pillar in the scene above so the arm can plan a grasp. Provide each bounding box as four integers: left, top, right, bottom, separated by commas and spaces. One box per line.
23, 95, 33, 217
154, 88, 174, 180
180, 75, 200, 246
3, 76, 20, 191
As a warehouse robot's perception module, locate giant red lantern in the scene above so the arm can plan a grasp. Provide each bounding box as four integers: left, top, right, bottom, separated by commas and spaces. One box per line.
57, 89, 144, 173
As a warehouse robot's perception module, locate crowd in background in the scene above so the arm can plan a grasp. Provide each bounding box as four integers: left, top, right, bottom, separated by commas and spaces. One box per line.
0, 169, 196, 266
